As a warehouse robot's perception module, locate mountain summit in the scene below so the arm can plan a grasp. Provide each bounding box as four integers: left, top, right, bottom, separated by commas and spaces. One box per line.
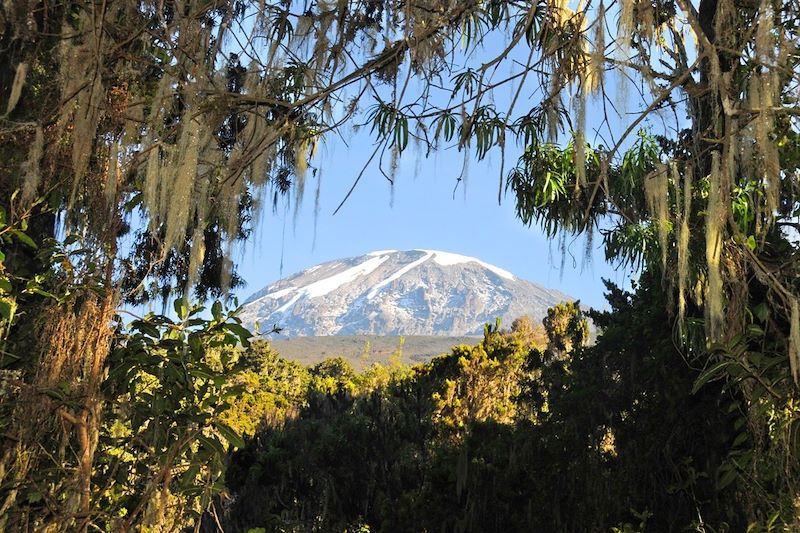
240, 250, 570, 336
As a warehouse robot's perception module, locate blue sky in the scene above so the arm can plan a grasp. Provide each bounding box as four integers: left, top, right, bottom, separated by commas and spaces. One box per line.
232, 128, 638, 311
220, 8, 660, 313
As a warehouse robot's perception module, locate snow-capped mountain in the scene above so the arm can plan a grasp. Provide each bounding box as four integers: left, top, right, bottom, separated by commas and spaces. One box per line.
240, 250, 571, 336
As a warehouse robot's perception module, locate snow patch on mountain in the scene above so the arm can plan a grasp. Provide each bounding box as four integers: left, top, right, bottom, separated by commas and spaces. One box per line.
423, 250, 515, 280
259, 287, 295, 300
263, 255, 390, 314
367, 250, 434, 299
302, 255, 389, 298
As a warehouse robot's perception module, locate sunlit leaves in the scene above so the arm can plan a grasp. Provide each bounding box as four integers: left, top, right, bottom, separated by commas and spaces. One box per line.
618, 131, 659, 197
602, 221, 658, 271
507, 137, 600, 237
731, 181, 759, 236
98, 300, 253, 526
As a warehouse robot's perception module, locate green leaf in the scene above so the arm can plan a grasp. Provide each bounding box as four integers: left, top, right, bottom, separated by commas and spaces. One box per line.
178, 463, 201, 490
221, 384, 246, 399
105, 360, 136, 384
198, 434, 226, 457
0, 298, 17, 321
211, 301, 223, 321
132, 320, 160, 339
752, 302, 769, 323
226, 323, 252, 347
174, 298, 188, 320
213, 422, 245, 449
188, 368, 215, 380
42, 388, 65, 401
692, 360, 731, 394
732, 432, 748, 448
27, 287, 59, 300
746, 235, 756, 251
717, 466, 738, 490
11, 230, 36, 248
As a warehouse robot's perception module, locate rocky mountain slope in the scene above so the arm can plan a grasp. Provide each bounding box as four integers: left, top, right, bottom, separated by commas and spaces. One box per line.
240, 250, 571, 336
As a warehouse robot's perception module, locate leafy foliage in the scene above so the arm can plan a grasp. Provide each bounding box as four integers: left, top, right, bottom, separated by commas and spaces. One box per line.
222, 282, 766, 531
94, 302, 251, 529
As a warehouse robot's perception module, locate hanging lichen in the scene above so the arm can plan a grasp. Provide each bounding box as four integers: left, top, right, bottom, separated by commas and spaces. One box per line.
616, 0, 635, 109
186, 227, 206, 295
757, 73, 780, 221
294, 136, 310, 208
574, 3, 598, 192
142, 71, 173, 227
644, 163, 669, 270
573, 93, 587, 189
240, 64, 271, 188
196, 175, 224, 289
57, 14, 104, 198
3, 61, 27, 117
677, 165, 692, 326
546, 90, 560, 144
756, 0, 774, 67
164, 116, 202, 251
122, 99, 144, 148
20, 125, 43, 204
587, 2, 605, 96
143, 140, 161, 227
790, 298, 800, 384
705, 153, 725, 343
71, 75, 103, 187
638, 0, 654, 41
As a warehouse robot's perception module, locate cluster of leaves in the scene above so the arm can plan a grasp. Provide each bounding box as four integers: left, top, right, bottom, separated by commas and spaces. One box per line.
89, 302, 251, 530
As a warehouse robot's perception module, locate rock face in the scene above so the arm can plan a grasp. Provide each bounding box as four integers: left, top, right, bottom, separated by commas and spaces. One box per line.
240, 250, 571, 336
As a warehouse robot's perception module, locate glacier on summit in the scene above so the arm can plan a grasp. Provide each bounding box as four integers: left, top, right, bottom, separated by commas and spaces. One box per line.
240, 250, 571, 337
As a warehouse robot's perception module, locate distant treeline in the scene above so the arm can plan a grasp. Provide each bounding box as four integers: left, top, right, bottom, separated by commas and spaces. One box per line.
214, 272, 757, 532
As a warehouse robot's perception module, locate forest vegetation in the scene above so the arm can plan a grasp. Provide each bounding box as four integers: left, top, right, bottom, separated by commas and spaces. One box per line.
0, 0, 798, 531
221, 293, 748, 532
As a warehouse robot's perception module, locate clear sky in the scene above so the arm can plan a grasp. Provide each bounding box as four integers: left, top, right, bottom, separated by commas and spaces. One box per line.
232, 127, 638, 311
219, 8, 656, 313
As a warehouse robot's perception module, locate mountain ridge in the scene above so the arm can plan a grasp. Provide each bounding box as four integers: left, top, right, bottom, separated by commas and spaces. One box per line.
240, 250, 571, 337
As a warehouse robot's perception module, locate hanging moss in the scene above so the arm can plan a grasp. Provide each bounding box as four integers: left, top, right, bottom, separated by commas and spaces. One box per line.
20, 125, 43, 204
164, 117, 202, 251
677, 165, 692, 326
587, 2, 605, 96
790, 298, 800, 384
644, 163, 669, 271
574, 93, 587, 189
3, 61, 26, 116
705, 153, 725, 343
